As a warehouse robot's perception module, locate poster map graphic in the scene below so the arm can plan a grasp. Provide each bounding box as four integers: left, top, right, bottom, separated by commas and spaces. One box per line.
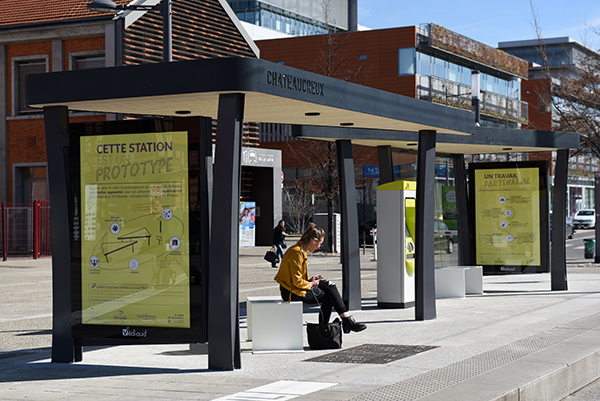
474, 167, 540, 267
80, 132, 190, 328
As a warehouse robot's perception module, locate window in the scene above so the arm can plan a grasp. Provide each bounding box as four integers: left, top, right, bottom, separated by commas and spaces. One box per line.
419, 52, 431, 76
74, 56, 105, 70
461, 67, 471, 85
14, 164, 47, 202
13, 56, 48, 115
538, 92, 552, 113
398, 47, 416, 76
434, 57, 446, 79
448, 62, 458, 82
69, 51, 105, 71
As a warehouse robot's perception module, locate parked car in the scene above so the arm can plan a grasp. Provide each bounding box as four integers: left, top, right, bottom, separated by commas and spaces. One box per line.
550, 213, 575, 239
434, 220, 454, 254
573, 209, 596, 229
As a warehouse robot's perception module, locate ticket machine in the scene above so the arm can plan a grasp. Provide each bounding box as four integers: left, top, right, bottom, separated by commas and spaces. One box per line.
376, 180, 416, 308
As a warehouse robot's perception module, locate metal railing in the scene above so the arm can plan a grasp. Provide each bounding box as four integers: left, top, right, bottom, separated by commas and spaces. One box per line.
0, 201, 51, 261
417, 75, 528, 124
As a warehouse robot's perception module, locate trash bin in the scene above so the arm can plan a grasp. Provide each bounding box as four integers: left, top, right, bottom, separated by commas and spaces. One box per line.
584, 238, 595, 259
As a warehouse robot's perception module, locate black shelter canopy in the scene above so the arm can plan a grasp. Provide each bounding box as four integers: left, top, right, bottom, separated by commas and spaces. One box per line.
26, 57, 579, 370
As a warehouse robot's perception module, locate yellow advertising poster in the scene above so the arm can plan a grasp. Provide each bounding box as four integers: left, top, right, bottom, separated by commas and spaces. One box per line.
80, 132, 190, 328
475, 167, 540, 266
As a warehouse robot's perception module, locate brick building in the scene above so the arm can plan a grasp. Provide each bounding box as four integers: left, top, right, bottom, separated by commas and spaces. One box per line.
0, 0, 258, 204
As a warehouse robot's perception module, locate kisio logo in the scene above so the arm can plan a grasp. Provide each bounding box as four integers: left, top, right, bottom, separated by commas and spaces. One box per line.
122, 327, 148, 338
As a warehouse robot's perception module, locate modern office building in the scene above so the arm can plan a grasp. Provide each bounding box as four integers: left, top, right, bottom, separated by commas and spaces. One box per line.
226, 0, 357, 39
500, 37, 598, 215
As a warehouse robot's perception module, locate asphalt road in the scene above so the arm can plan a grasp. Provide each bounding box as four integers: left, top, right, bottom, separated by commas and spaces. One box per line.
567, 228, 598, 262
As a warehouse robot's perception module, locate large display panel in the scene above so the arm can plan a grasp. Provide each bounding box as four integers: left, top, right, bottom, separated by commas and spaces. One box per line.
69, 119, 205, 344
469, 162, 549, 274
81, 132, 190, 328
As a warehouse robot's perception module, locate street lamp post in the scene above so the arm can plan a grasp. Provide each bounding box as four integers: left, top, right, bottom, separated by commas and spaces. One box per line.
471, 70, 480, 126
87, 0, 172, 63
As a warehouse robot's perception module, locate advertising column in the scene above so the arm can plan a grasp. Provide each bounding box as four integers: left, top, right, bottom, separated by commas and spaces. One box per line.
80, 132, 190, 329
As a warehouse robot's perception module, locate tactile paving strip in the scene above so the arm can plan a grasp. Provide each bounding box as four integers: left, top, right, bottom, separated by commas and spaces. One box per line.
350, 312, 600, 401
304, 344, 439, 364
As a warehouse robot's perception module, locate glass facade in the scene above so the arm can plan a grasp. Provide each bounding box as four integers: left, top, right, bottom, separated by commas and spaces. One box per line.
405, 49, 520, 100
407, 48, 526, 126
503, 45, 578, 67
399, 48, 520, 100
228, 1, 337, 36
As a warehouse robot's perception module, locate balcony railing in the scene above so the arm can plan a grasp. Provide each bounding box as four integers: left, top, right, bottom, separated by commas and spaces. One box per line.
417, 75, 528, 124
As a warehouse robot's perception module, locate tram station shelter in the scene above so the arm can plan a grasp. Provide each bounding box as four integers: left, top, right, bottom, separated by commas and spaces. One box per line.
25, 57, 579, 371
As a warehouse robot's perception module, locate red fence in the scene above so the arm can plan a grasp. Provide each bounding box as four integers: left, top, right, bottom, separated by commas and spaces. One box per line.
0, 201, 51, 261
33, 201, 51, 258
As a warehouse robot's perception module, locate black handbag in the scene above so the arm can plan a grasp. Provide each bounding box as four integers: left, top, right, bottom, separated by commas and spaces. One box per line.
264, 247, 279, 264
307, 318, 342, 350
306, 288, 342, 350
281, 239, 287, 249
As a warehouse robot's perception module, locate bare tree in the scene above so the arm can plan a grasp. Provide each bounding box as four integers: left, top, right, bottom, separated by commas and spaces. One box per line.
283, 0, 372, 251
287, 139, 338, 251
307, 0, 371, 84
529, 0, 600, 157
283, 180, 313, 234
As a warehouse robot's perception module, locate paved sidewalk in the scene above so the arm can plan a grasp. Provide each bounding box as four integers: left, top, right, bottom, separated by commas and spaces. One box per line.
2, 250, 600, 400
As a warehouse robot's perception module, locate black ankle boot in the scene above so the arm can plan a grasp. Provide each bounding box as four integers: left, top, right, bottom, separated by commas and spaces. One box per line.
342, 316, 367, 333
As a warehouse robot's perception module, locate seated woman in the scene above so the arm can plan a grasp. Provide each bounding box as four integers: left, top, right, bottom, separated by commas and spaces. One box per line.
274, 223, 366, 333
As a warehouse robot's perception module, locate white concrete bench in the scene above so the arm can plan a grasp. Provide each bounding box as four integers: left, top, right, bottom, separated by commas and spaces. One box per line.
435, 266, 483, 299
246, 296, 304, 353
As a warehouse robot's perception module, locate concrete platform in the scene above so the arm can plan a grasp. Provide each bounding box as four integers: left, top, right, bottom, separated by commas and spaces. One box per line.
2, 248, 600, 400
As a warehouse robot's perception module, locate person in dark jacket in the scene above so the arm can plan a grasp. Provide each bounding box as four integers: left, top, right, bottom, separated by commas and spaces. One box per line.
271, 220, 287, 267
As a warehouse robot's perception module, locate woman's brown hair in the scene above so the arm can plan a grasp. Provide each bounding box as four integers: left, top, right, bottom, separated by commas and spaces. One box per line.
299, 223, 325, 246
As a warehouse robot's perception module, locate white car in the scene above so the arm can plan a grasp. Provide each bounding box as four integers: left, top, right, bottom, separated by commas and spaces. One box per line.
573, 209, 596, 229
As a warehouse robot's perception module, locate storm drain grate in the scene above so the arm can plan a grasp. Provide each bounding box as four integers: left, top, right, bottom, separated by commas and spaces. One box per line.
303, 344, 439, 364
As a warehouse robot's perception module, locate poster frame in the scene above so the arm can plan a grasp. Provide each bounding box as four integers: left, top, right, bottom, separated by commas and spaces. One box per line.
468, 161, 550, 275
68, 119, 206, 345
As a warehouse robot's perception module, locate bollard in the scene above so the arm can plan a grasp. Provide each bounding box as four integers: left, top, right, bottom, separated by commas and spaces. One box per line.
372, 231, 377, 261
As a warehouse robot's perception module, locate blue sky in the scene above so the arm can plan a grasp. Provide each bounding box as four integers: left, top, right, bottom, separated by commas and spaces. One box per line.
358, 0, 600, 48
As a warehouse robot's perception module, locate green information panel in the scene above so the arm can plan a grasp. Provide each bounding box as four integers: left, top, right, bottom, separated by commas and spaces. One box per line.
80, 131, 190, 328
474, 167, 540, 267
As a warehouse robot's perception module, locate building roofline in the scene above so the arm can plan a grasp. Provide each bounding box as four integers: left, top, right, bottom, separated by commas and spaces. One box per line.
498, 37, 576, 48
116, 0, 260, 58
218, 0, 260, 58
499, 36, 598, 56
0, 15, 111, 33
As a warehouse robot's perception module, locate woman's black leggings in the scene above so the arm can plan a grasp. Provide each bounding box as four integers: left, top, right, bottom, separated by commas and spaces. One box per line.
280, 280, 347, 324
